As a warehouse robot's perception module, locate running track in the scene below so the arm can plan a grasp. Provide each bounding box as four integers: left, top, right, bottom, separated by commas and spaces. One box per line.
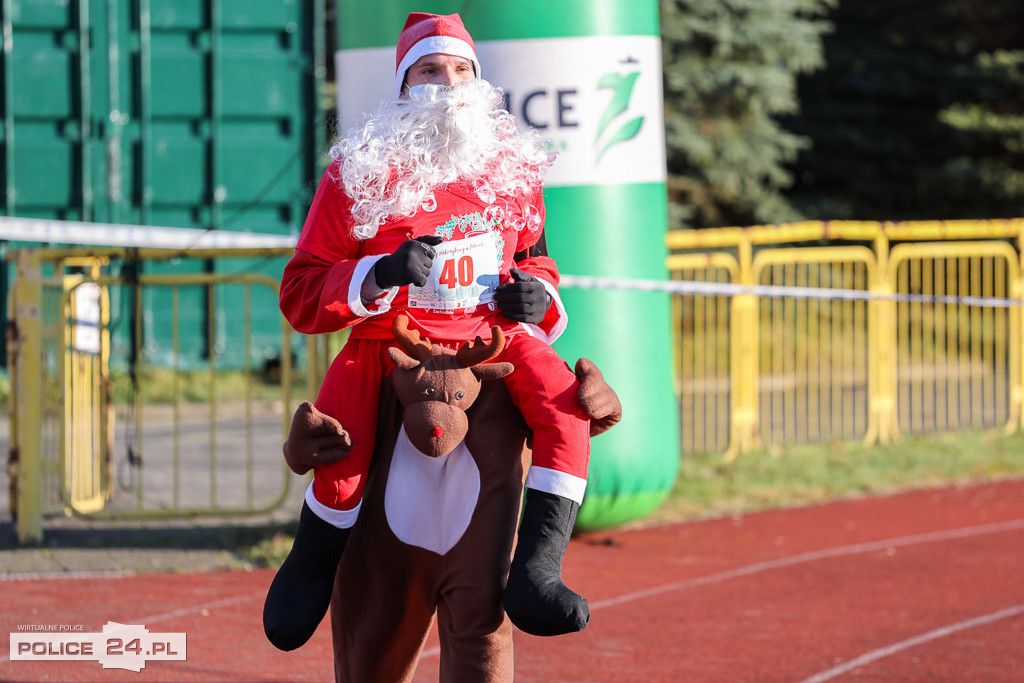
2, 479, 1022, 682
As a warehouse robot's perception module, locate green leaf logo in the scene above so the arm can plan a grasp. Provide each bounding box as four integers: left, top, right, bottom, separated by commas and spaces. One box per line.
595, 71, 644, 164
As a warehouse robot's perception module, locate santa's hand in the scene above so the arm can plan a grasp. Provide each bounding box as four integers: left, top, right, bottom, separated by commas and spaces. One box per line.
282, 402, 353, 475
494, 268, 552, 324
374, 235, 443, 289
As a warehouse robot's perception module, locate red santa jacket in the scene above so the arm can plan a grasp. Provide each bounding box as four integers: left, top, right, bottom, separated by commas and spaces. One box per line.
280, 161, 567, 344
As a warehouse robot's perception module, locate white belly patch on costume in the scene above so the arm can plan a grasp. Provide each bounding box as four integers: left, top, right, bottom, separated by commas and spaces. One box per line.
384, 426, 481, 555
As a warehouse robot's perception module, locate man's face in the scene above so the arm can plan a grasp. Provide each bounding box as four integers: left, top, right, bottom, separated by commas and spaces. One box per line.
403, 53, 475, 93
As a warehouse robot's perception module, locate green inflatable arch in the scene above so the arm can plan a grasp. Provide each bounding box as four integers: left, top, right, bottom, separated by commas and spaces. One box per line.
335, 0, 679, 530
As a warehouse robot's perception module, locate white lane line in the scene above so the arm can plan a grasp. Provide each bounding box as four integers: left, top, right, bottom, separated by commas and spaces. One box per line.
131, 591, 267, 626
417, 518, 1024, 663
589, 518, 1024, 610
0, 570, 137, 582
798, 604, 1024, 683
5, 518, 1023, 666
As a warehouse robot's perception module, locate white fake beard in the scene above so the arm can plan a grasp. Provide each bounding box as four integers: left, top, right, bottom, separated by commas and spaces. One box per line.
329, 79, 555, 240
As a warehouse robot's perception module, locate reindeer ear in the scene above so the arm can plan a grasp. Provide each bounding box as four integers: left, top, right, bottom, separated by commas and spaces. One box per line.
471, 361, 514, 381
388, 346, 421, 370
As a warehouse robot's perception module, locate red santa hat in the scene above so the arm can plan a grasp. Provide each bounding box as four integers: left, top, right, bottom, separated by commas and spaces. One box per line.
394, 12, 481, 98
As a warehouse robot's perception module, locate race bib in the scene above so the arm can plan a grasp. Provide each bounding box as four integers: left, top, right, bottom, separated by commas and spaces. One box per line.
408, 231, 500, 311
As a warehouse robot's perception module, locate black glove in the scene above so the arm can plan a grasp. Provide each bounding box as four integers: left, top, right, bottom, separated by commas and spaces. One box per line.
494, 268, 552, 324
373, 235, 443, 289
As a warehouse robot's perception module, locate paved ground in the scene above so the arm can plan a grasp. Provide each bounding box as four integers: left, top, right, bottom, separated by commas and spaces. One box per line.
1, 406, 308, 577
0, 477, 307, 577
0, 516, 288, 576
1, 478, 1022, 682
5, 410, 1024, 681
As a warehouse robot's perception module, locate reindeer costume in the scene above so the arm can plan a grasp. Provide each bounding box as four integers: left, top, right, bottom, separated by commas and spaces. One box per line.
281, 318, 620, 681
264, 12, 593, 655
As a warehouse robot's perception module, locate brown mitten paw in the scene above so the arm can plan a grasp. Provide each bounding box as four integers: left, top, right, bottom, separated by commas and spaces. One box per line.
574, 358, 622, 437
282, 401, 353, 475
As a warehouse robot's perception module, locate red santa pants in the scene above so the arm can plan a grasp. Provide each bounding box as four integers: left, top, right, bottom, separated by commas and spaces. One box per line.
311, 334, 591, 513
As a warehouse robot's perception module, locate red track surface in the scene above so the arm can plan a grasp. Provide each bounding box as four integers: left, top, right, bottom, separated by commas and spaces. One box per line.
2, 479, 1023, 682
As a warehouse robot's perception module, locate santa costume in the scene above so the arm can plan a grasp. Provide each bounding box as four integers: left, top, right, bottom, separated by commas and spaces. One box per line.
264, 12, 591, 652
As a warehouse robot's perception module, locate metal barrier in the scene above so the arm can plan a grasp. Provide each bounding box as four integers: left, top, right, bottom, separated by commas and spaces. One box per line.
7, 246, 301, 544
666, 219, 1024, 458
9, 220, 1024, 541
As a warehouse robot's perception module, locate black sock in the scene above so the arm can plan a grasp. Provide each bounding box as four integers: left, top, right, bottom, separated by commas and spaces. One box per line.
504, 489, 589, 636
263, 501, 350, 651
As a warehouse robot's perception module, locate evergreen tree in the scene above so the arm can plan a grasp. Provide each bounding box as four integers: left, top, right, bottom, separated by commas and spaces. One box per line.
785, 1, 1024, 221
660, 0, 835, 230
939, 50, 1024, 217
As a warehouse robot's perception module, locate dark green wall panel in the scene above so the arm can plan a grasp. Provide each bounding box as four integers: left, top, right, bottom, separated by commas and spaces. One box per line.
12, 140, 73, 206
149, 52, 206, 116
221, 0, 301, 29
4, 0, 323, 224
11, 49, 72, 117
221, 55, 299, 115
148, 139, 206, 204
148, 0, 205, 30
9, 0, 71, 27
3, 0, 327, 370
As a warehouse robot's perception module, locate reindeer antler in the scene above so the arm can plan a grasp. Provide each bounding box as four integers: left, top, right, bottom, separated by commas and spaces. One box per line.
393, 316, 434, 363
455, 326, 506, 368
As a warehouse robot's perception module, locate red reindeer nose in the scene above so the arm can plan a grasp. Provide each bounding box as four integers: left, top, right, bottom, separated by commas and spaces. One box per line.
432, 426, 444, 438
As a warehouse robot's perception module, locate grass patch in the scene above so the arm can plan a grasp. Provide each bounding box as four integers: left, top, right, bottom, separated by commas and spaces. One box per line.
0, 368, 312, 411
241, 527, 299, 568
241, 428, 1024, 567
645, 428, 1024, 525
108, 368, 312, 405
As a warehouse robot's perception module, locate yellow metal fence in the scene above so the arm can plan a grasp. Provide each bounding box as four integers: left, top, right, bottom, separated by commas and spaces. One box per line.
668, 219, 1024, 458
6, 247, 305, 544
9, 220, 1024, 542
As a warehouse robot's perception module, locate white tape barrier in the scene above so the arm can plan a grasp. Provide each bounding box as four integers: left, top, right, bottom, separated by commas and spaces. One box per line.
561, 274, 1024, 309
0, 217, 298, 250
2, 218, 1019, 308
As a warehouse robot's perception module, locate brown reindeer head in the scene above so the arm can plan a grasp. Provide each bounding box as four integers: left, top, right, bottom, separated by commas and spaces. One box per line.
387, 316, 514, 457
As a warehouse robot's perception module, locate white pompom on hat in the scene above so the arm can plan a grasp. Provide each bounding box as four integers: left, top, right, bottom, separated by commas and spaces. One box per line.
394, 12, 481, 98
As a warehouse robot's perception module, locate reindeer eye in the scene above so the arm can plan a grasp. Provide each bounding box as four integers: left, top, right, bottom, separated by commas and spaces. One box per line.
455, 391, 465, 400
425, 387, 435, 396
